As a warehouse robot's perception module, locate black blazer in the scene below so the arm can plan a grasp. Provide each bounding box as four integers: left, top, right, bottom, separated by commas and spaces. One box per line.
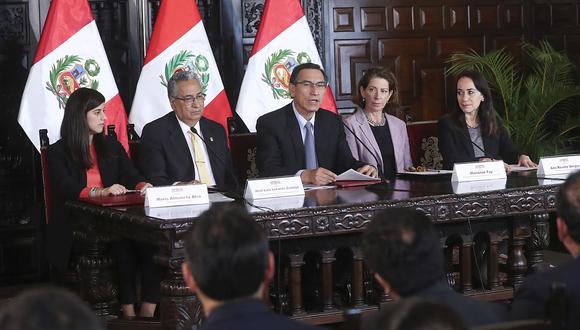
138, 112, 236, 189
201, 298, 318, 330
437, 114, 520, 170
256, 103, 365, 177
510, 256, 580, 329
47, 137, 144, 271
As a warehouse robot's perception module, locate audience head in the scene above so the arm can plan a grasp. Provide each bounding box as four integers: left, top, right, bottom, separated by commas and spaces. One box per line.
557, 171, 580, 249
167, 70, 205, 127
354, 67, 399, 113
182, 205, 273, 306
60, 87, 107, 169
289, 63, 328, 118
0, 287, 103, 330
374, 297, 467, 330
362, 208, 444, 297
454, 70, 498, 137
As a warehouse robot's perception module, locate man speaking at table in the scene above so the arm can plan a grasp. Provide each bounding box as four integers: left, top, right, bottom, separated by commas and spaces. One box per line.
139, 71, 236, 190
256, 63, 377, 185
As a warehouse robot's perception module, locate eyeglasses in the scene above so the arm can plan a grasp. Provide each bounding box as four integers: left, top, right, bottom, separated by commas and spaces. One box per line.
173, 93, 206, 106
293, 80, 327, 89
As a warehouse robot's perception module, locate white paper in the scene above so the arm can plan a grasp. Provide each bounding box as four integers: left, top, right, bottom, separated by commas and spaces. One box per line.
509, 165, 537, 172
401, 169, 453, 176
336, 168, 377, 181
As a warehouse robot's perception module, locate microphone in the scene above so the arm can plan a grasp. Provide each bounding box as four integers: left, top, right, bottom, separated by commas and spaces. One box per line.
339, 115, 385, 180
190, 126, 242, 197
457, 125, 493, 160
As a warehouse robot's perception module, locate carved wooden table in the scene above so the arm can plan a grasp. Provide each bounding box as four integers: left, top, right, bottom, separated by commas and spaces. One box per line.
66, 171, 561, 329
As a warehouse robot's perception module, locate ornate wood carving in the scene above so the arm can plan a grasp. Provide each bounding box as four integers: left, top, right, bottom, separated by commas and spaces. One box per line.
0, 3, 28, 44
242, 0, 264, 37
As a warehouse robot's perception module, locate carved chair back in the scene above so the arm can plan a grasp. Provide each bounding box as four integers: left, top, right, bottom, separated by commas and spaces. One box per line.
406, 120, 442, 169
229, 133, 259, 183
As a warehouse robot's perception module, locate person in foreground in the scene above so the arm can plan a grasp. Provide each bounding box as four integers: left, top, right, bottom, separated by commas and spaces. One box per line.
47, 88, 160, 318
437, 70, 536, 170
0, 287, 103, 330
373, 297, 467, 330
256, 62, 377, 185
343, 67, 412, 178
139, 70, 236, 189
509, 171, 580, 329
361, 208, 503, 327
181, 205, 318, 330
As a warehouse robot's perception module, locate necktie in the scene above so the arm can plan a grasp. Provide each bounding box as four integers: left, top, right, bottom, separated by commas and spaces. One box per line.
189, 131, 212, 184
304, 121, 317, 169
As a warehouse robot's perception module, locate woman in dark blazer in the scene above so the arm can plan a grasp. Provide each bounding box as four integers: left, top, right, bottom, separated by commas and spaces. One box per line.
437, 70, 536, 170
343, 68, 412, 178
47, 88, 160, 318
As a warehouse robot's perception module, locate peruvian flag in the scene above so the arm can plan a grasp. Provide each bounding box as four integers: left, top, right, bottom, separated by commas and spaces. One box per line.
18, 0, 129, 152
236, 0, 337, 132
129, 0, 232, 136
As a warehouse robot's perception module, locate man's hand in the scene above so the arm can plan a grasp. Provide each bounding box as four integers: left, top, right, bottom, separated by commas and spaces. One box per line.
356, 165, 378, 178
518, 155, 537, 168
301, 168, 337, 185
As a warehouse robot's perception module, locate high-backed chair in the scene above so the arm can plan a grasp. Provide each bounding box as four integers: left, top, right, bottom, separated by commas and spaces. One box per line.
39, 129, 51, 224
229, 132, 258, 184
127, 123, 139, 160
406, 120, 443, 169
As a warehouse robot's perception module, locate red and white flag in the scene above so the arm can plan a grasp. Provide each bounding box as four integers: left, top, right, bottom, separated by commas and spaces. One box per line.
18, 0, 129, 152
236, 0, 337, 132
129, 0, 232, 136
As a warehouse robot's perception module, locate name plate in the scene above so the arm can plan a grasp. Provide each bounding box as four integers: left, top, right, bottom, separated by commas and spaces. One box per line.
452, 179, 507, 194
244, 176, 304, 200
144, 184, 209, 208
537, 155, 580, 177
451, 161, 506, 182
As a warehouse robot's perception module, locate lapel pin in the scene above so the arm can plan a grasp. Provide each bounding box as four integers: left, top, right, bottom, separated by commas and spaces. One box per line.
209, 137, 214, 142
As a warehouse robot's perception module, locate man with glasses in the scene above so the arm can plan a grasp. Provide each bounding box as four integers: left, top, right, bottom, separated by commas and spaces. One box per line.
256, 63, 377, 185
139, 71, 236, 189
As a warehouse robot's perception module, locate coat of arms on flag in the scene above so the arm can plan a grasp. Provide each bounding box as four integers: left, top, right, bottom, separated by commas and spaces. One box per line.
45, 55, 101, 109
262, 49, 311, 99
160, 50, 210, 94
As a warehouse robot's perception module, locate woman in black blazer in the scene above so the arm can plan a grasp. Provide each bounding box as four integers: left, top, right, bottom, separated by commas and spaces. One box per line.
47, 88, 160, 318
437, 71, 536, 170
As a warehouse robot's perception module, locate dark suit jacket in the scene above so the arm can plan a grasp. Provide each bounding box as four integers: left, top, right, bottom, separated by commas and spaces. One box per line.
437, 114, 520, 170
139, 112, 236, 189
256, 103, 365, 177
510, 256, 580, 329
200, 298, 318, 330
414, 281, 505, 327
47, 137, 143, 271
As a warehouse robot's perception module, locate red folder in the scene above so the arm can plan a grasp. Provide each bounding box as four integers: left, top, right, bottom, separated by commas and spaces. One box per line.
334, 180, 381, 188
80, 193, 144, 207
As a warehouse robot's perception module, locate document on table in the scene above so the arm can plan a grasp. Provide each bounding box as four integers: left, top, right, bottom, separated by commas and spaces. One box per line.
336, 168, 377, 181
509, 165, 537, 172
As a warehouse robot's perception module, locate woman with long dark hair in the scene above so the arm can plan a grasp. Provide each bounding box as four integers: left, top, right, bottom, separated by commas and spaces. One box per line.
343, 67, 412, 178
438, 70, 536, 170
47, 88, 160, 318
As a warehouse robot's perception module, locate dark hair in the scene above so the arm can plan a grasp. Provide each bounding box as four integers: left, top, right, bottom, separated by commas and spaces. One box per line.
452, 70, 499, 137
183, 205, 269, 301
60, 88, 107, 169
289, 62, 327, 84
362, 208, 444, 295
557, 171, 580, 243
374, 297, 467, 330
0, 287, 103, 330
354, 67, 400, 113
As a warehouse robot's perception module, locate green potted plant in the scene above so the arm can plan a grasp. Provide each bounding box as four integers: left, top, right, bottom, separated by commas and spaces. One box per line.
446, 40, 580, 160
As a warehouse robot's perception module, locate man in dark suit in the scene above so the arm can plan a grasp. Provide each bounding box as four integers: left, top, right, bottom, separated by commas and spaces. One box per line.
256, 63, 377, 185
181, 206, 318, 330
139, 70, 236, 189
510, 171, 580, 329
362, 208, 504, 327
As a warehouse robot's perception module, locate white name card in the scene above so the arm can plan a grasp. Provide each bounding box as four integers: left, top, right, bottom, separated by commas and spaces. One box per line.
245, 195, 306, 213
452, 179, 507, 194
537, 155, 580, 177
451, 160, 506, 182
145, 204, 211, 220
244, 176, 305, 200
144, 184, 209, 208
